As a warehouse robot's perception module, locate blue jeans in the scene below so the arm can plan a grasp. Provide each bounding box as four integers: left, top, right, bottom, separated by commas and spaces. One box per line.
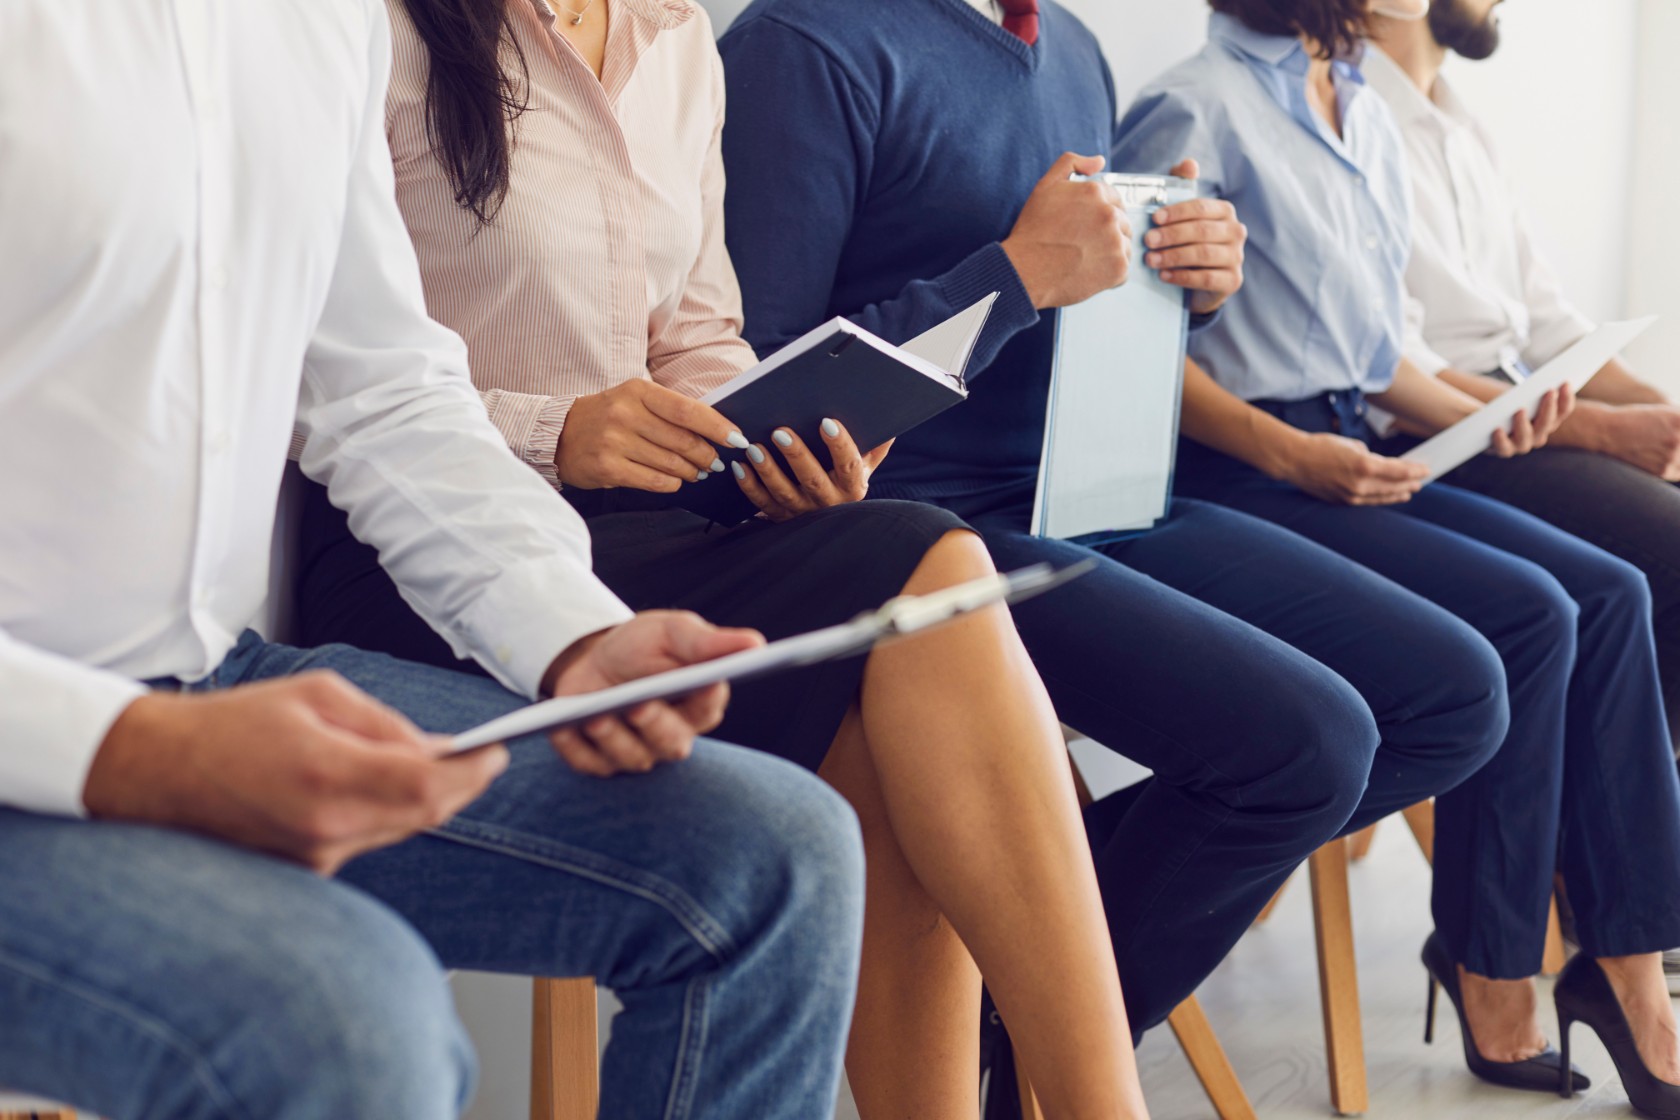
0, 634, 864, 1119
938, 487, 1508, 1033
1175, 390, 1680, 977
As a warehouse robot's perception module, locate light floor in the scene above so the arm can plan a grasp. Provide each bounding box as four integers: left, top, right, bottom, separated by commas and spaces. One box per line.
1108, 823, 1641, 1120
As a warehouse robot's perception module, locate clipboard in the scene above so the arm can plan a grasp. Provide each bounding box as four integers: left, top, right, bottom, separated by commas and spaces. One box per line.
445, 561, 1095, 753
1032, 174, 1198, 539
1403, 317, 1657, 482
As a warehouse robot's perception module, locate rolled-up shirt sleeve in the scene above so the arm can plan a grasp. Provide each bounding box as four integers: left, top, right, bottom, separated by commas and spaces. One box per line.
0, 630, 147, 816
295, 14, 631, 697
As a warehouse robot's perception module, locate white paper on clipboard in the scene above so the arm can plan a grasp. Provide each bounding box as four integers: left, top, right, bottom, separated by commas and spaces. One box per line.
1403, 317, 1657, 482
443, 562, 1094, 753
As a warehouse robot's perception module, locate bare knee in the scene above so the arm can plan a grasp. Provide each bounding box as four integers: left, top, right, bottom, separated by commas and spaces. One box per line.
904, 529, 995, 593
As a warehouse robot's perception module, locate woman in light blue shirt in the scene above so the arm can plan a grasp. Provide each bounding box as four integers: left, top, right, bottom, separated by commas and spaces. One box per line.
1114, 0, 1680, 1111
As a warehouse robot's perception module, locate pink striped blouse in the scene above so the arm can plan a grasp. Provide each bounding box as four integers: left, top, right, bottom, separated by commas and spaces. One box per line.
383, 0, 759, 486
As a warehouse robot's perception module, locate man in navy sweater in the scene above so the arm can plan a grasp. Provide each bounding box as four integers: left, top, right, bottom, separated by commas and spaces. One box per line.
718, 0, 1513, 1045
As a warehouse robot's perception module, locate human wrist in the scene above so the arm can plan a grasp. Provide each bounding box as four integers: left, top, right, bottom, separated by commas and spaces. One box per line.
1555, 401, 1616, 454
83, 692, 186, 822
540, 626, 613, 697
998, 237, 1051, 310
1254, 418, 1316, 483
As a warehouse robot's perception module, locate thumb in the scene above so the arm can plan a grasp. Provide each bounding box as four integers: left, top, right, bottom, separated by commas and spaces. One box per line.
1169, 157, 1200, 181
1038, 151, 1105, 188
665, 614, 765, 665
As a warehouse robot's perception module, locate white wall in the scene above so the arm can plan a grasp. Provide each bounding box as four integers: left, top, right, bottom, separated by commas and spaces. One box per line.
1443, 0, 1640, 327
1626, 0, 1680, 388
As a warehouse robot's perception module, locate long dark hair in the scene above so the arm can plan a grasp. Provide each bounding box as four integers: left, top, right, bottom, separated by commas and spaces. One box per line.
401, 0, 531, 225
1208, 0, 1370, 61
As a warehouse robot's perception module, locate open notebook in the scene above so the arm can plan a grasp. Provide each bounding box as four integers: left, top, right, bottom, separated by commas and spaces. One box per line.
673, 296, 996, 525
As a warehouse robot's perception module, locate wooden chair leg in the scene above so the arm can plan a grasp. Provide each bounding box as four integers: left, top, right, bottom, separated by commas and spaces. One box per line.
1168, 996, 1259, 1120
1254, 877, 1290, 926
1347, 822, 1379, 862
1542, 895, 1569, 976
1400, 800, 1435, 865
1309, 839, 1368, 1116
532, 977, 599, 1120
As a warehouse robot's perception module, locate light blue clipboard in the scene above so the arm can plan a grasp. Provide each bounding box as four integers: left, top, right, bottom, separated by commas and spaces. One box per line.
1031, 174, 1199, 540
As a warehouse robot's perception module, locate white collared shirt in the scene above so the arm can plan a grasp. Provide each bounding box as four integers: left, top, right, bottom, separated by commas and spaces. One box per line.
1365, 45, 1595, 377
0, 0, 632, 817
964, 0, 1002, 25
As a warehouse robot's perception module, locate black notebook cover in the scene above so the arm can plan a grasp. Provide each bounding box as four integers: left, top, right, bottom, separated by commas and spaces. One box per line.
675, 327, 968, 525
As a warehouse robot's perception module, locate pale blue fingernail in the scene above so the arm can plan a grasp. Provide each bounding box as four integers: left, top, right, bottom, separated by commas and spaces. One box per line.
696, 471, 709, 481
747, 445, 766, 464
731, 461, 746, 480
772, 429, 794, 448
821, 418, 840, 438
710, 458, 725, 473
726, 430, 749, 449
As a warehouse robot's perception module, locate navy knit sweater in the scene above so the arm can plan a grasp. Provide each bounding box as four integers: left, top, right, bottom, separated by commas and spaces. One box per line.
718, 0, 1133, 502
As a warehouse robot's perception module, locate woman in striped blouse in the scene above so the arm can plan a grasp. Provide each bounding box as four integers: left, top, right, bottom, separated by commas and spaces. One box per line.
293, 0, 1151, 1115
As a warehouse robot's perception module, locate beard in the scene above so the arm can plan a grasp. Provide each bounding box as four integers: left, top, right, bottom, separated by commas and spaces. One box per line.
1428, 0, 1503, 61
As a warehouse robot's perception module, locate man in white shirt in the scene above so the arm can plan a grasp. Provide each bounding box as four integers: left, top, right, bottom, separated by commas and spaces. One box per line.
0, 4, 862, 1117
1369, 1, 1680, 753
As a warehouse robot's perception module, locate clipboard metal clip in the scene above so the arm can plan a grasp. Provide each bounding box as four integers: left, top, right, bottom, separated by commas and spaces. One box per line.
864, 560, 1097, 636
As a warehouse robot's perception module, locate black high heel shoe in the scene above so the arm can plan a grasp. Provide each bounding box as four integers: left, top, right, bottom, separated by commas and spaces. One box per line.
1422, 931, 1591, 1094
1556, 953, 1680, 1118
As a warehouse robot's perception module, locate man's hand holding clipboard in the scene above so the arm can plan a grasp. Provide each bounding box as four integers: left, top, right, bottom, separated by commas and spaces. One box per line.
446, 563, 1095, 770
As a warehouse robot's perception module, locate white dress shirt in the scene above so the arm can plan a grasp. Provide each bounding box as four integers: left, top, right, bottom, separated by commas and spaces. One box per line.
0, 0, 632, 817
1365, 46, 1595, 377
964, 0, 1002, 25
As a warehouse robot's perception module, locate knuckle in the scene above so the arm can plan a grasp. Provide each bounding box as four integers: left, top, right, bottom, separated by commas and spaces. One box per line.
298, 669, 347, 698
295, 755, 339, 796
295, 805, 343, 846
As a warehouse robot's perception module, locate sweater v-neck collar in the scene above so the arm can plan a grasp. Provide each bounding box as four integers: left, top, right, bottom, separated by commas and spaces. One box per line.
933, 0, 1042, 70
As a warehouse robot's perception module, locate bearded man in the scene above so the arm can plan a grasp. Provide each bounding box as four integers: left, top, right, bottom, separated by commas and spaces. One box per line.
1368, 3, 1680, 769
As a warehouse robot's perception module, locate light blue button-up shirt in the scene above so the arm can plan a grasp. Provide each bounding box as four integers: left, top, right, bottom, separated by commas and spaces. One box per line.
1111, 13, 1412, 402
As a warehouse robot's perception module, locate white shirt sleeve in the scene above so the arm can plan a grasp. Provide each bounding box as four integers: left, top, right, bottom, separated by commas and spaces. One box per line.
294, 12, 632, 698
1402, 291, 1453, 378
0, 631, 147, 816
1511, 204, 1596, 370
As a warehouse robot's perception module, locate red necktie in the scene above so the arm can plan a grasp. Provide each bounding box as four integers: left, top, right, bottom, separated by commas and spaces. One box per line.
998, 0, 1039, 46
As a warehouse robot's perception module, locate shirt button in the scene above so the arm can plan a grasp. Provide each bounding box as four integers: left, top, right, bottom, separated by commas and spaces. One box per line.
206, 265, 230, 292
1365, 236, 1380, 250
496, 646, 513, 665
1353, 175, 1366, 187
207, 429, 230, 455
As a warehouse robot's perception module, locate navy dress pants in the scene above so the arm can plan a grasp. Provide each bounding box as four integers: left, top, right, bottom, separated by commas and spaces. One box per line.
937, 485, 1508, 1032
1174, 391, 1680, 979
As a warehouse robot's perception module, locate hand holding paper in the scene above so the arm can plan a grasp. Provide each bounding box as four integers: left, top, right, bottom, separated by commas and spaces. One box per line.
450, 563, 1093, 758
1402, 318, 1657, 482
537, 613, 765, 778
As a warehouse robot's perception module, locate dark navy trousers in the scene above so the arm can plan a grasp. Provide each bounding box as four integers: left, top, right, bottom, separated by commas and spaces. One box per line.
1174, 391, 1680, 981
936, 484, 1509, 1033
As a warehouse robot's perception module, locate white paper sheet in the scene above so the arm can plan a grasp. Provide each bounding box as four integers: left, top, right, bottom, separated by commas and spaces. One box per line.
1403, 317, 1657, 482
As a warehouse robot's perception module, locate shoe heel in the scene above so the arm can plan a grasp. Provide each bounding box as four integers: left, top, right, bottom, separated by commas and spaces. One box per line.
1558, 1013, 1574, 1099
1425, 975, 1438, 1045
